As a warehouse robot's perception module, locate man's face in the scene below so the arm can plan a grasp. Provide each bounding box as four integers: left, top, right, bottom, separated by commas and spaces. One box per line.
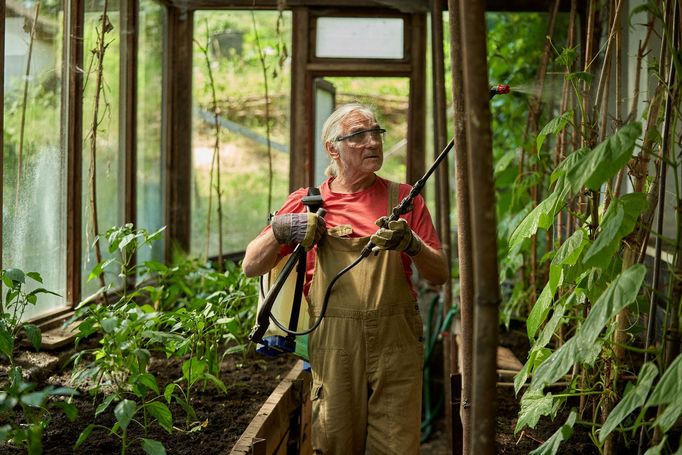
334, 112, 384, 176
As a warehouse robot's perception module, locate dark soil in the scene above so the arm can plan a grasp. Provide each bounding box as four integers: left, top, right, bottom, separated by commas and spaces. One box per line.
1, 327, 601, 455
0, 342, 297, 455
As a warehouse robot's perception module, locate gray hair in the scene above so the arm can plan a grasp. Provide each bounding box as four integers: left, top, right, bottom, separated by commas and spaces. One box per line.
321, 103, 377, 177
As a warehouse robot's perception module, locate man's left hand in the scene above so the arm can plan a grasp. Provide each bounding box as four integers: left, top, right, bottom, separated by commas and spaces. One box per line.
370, 217, 422, 256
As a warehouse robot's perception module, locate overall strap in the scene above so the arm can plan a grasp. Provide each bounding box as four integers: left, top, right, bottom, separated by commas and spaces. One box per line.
288, 187, 321, 333
387, 181, 400, 216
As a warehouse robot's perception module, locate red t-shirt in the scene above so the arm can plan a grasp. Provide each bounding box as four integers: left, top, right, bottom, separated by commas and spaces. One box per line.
259, 176, 442, 295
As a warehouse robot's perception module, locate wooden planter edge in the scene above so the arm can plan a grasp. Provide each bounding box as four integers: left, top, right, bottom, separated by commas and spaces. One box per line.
229, 359, 312, 455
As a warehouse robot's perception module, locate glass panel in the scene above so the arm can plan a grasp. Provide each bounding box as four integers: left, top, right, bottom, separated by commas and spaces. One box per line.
3, 0, 67, 319
136, 0, 165, 264
191, 10, 292, 258
322, 77, 409, 184
81, 0, 121, 295
316, 17, 404, 59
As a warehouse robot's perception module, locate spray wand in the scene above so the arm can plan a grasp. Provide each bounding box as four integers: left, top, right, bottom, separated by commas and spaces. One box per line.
250, 85, 510, 345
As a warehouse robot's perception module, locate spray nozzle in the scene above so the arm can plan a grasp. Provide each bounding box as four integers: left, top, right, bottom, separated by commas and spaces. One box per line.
489, 84, 511, 99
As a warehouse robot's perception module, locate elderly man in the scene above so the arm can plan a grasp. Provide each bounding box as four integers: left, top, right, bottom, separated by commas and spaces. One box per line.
243, 102, 448, 454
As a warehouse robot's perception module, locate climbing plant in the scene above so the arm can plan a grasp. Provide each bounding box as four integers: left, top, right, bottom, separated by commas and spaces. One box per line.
498, 1, 682, 453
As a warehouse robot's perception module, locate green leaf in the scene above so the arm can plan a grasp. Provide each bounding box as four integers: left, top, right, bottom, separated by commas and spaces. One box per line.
203, 373, 227, 393
566, 122, 642, 192
95, 394, 117, 417
25, 272, 43, 283
53, 401, 79, 422
101, 317, 119, 333
23, 324, 42, 351
74, 424, 95, 449
118, 233, 137, 252
644, 436, 669, 455
566, 71, 594, 84
182, 358, 207, 386
88, 258, 115, 281
509, 187, 568, 248
537, 111, 573, 152
21, 390, 49, 407
515, 390, 558, 433
527, 284, 554, 340
599, 362, 658, 442
531, 265, 646, 390
535, 301, 567, 350
556, 46, 578, 67
652, 394, 682, 433
4, 268, 25, 284
135, 373, 160, 395
0, 424, 11, 442
494, 151, 515, 176
141, 438, 167, 455
583, 193, 648, 269
146, 401, 173, 433
646, 354, 682, 407
529, 409, 577, 455
163, 383, 177, 403
114, 399, 137, 430
576, 265, 646, 346
49, 386, 78, 397
28, 287, 61, 298
550, 230, 588, 289
0, 330, 14, 358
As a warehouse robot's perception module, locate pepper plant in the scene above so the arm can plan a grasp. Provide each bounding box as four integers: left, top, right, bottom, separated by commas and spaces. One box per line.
0, 269, 58, 366
0, 268, 77, 454
0, 367, 79, 455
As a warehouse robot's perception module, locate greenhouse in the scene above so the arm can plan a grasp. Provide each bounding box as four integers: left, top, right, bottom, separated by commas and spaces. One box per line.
2, 0, 682, 453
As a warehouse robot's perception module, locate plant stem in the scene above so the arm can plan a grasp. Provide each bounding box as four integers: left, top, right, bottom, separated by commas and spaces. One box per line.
14, 0, 41, 236
251, 8, 274, 215
196, 22, 224, 269
88, 2, 112, 293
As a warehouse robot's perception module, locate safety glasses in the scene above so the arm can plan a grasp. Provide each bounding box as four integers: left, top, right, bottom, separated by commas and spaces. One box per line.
334, 127, 386, 145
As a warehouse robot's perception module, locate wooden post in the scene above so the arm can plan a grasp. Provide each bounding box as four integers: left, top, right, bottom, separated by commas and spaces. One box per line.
458, 0, 501, 453
164, 6, 193, 258
65, 0, 85, 306
447, 1, 474, 452
430, 0, 455, 452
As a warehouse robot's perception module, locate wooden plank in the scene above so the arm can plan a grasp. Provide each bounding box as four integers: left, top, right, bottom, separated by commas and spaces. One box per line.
38, 321, 80, 350
455, 333, 524, 374
497, 346, 524, 372
299, 384, 313, 455
230, 361, 306, 455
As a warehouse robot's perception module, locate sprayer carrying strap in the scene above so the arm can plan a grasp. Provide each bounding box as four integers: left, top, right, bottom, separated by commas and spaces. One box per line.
288, 186, 322, 332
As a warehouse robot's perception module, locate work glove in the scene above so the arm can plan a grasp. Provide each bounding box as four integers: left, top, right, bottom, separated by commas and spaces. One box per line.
271, 212, 326, 250
370, 217, 423, 256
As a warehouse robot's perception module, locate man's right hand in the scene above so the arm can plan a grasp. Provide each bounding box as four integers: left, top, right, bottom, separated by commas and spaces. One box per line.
271, 213, 326, 250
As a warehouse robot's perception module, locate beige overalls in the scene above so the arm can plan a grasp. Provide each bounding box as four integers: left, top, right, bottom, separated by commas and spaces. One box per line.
306, 183, 424, 455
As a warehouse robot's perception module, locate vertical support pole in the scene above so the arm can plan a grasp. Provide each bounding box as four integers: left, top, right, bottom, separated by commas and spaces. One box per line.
120, 0, 138, 292
0, 0, 5, 271
447, 1, 473, 452
458, 0, 501, 454
430, 0, 455, 452
289, 7, 310, 191
65, 0, 85, 306
407, 13, 427, 184
164, 6, 193, 260
120, 0, 138, 228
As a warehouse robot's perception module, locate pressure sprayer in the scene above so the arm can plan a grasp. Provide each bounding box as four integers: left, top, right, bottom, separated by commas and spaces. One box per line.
249, 84, 511, 358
